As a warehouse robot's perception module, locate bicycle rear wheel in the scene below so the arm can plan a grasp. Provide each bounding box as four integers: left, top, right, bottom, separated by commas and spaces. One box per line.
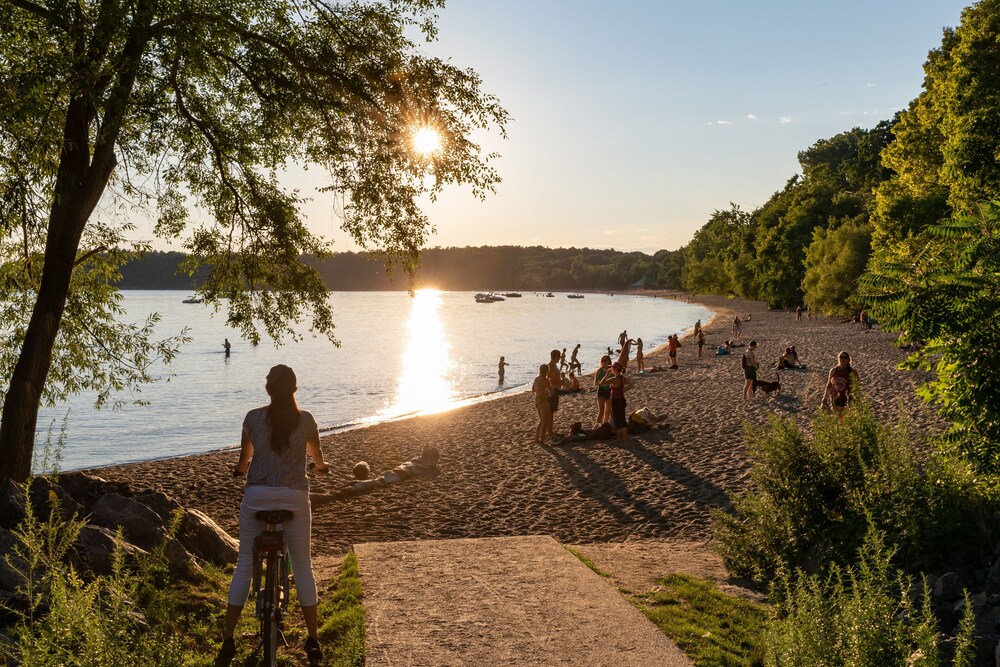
261, 552, 281, 667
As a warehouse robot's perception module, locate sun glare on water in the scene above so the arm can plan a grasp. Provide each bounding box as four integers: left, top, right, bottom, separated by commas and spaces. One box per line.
384, 289, 454, 416
412, 127, 441, 155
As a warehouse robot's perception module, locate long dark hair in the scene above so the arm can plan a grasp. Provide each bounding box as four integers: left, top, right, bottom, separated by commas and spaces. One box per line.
266, 365, 301, 454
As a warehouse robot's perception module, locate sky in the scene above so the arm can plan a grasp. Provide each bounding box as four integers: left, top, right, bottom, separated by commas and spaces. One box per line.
144, 0, 974, 255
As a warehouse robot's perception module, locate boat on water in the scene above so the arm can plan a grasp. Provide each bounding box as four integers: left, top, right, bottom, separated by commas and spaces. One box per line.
544, 292, 554, 298
567, 294, 585, 299
475, 292, 505, 303
502, 292, 522, 298
181, 296, 203, 304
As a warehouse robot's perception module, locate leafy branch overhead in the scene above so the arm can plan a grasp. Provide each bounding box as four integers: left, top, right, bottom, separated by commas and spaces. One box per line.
0, 0, 508, 481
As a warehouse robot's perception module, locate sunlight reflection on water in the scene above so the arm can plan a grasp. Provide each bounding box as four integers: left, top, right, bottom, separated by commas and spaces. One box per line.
383, 289, 455, 416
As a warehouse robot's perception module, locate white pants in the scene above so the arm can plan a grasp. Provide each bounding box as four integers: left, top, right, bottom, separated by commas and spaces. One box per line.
227, 485, 317, 607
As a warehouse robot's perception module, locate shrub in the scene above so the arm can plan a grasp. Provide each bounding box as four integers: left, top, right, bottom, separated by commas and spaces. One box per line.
765, 529, 975, 667
713, 399, 994, 582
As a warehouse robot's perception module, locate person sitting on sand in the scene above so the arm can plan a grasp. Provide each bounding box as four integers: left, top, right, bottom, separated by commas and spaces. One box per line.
532, 364, 551, 444
567, 371, 581, 392
219, 364, 329, 666
822, 351, 860, 417
716, 343, 730, 356
789, 345, 801, 366
776, 347, 798, 369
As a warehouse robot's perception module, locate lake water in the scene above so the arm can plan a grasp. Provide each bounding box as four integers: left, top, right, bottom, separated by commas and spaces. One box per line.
35, 291, 712, 471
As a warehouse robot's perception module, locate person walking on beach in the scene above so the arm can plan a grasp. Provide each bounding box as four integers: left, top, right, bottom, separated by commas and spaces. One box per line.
498, 356, 509, 384
635, 338, 645, 373
667, 334, 681, 368
742, 340, 759, 402
569, 344, 582, 373
559, 347, 568, 372
224, 338, 232, 358
546, 349, 564, 440
532, 364, 551, 444
732, 317, 742, 341
618, 330, 628, 350
822, 351, 860, 417
219, 364, 329, 665
693, 319, 702, 340
796, 304, 802, 321
600, 362, 634, 442
594, 354, 612, 427
697, 329, 705, 358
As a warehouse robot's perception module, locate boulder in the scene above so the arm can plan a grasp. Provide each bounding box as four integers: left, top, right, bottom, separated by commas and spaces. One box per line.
89, 493, 165, 552
27, 477, 84, 524
135, 491, 182, 525
162, 538, 204, 582
180, 509, 238, 566
56, 472, 131, 510
76, 525, 148, 576
0, 480, 27, 530
935, 572, 966, 602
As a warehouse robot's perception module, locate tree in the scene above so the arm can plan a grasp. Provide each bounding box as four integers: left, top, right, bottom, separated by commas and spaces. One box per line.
0, 0, 507, 481
862, 204, 1000, 474
801, 218, 872, 317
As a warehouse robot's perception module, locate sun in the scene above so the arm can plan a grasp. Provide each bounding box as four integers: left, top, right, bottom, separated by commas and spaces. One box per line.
412, 127, 442, 155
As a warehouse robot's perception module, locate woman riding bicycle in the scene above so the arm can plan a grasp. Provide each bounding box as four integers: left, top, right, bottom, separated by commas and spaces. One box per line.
217, 364, 329, 665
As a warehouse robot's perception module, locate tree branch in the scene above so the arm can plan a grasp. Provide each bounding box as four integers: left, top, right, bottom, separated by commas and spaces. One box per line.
7, 0, 55, 21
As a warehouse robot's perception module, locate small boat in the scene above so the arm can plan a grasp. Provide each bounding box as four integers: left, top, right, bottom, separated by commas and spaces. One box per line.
475, 292, 504, 303
182, 296, 203, 304
544, 292, 554, 298
567, 294, 585, 299
502, 292, 522, 298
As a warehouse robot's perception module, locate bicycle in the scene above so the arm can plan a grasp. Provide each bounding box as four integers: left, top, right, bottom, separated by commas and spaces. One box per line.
251, 509, 293, 667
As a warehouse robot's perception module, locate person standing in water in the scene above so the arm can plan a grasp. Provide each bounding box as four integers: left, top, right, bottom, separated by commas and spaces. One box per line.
498, 356, 510, 384
224, 338, 232, 358
569, 344, 582, 374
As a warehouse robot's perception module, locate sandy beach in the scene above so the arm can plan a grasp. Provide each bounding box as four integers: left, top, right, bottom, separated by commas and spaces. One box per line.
94, 295, 940, 584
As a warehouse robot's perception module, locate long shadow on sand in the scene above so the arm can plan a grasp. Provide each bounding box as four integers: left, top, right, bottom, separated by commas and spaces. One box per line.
547, 436, 733, 537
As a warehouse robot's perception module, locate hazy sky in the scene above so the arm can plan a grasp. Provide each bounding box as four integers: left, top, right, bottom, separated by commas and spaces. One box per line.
141, 1, 973, 255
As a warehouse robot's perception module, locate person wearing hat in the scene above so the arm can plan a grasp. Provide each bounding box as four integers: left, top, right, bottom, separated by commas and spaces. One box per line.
600, 361, 634, 442
218, 364, 329, 665
742, 340, 759, 402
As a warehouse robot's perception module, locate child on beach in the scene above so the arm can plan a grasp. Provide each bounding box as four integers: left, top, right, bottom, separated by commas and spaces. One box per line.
822, 351, 860, 418
532, 364, 551, 444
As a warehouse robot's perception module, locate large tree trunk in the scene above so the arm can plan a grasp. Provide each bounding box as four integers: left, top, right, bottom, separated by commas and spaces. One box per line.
0, 96, 115, 482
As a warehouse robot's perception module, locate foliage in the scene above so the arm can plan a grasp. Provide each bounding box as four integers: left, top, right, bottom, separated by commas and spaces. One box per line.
1, 481, 189, 665
683, 204, 756, 297
861, 203, 1000, 474
801, 218, 872, 317
764, 529, 975, 667
712, 400, 993, 583
0, 0, 507, 481
637, 574, 769, 667
873, 0, 1000, 258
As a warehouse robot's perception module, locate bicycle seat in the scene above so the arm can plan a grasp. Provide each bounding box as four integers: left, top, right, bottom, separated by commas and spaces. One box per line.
256, 510, 293, 524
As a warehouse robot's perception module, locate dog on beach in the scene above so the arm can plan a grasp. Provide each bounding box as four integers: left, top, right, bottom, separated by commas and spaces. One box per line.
752, 373, 781, 397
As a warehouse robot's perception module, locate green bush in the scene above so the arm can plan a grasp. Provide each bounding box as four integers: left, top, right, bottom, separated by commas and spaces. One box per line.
713, 400, 994, 582
1, 481, 188, 666
765, 529, 975, 667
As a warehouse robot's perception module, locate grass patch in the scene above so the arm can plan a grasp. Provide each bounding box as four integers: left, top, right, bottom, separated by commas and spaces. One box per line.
314, 551, 366, 667
636, 574, 769, 667
563, 546, 611, 579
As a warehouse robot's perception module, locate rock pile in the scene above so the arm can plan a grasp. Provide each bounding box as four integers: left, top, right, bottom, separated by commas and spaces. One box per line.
0, 471, 238, 605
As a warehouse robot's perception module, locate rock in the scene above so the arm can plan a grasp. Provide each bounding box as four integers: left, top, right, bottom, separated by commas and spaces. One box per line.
89, 494, 165, 552
353, 462, 371, 480
986, 560, 1000, 595
0, 480, 27, 530
180, 509, 238, 566
935, 572, 966, 601
135, 491, 182, 525
0, 529, 27, 595
27, 477, 84, 524
56, 472, 131, 510
76, 525, 148, 576
162, 538, 203, 582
